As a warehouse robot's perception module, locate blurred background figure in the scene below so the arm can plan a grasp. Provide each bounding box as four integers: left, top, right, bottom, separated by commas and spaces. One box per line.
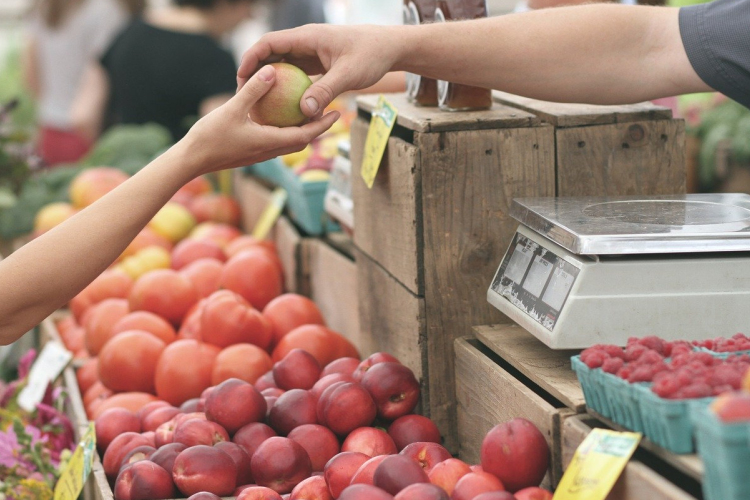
23, 0, 142, 166
73, 0, 256, 143
270, 0, 326, 31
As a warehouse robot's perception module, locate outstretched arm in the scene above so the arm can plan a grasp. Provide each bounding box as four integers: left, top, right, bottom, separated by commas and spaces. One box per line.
238, 4, 710, 116
0, 65, 339, 345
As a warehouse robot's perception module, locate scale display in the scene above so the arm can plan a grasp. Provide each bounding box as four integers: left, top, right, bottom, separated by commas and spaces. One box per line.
491, 232, 580, 331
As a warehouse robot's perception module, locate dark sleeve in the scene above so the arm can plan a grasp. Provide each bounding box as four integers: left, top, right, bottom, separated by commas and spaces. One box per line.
192, 46, 238, 101
679, 0, 750, 109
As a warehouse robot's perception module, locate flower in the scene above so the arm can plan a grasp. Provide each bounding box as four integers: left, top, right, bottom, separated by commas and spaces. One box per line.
0, 427, 20, 468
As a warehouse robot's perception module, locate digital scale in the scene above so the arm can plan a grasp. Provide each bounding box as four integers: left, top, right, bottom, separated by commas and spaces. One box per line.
487, 194, 750, 349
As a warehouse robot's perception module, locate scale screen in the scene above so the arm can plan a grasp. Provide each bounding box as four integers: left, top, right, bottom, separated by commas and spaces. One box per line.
491, 232, 580, 331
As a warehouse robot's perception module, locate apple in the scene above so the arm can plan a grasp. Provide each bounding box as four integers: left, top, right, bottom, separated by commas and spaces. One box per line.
323, 452, 370, 498
215, 441, 254, 486
350, 455, 389, 486
273, 349, 322, 391
205, 378, 267, 434
150, 442, 187, 476
388, 415, 441, 451
120, 445, 156, 469
251, 437, 312, 494
321, 358, 361, 378
251, 63, 313, 128
394, 484, 450, 500
480, 419, 549, 492
318, 383, 377, 435
373, 455, 429, 495
287, 424, 340, 472
353, 353, 401, 383
173, 445, 237, 496
289, 475, 333, 500
428, 458, 471, 495
114, 461, 175, 500
338, 484, 394, 500
361, 363, 419, 420
103, 432, 153, 479
451, 472, 506, 500
269, 389, 318, 435
173, 418, 229, 447
234, 422, 277, 457
342, 427, 398, 457
95, 408, 141, 453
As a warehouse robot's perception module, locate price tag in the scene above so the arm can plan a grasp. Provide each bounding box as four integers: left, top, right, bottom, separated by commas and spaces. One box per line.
17, 341, 72, 412
554, 429, 641, 500
54, 422, 97, 500
252, 187, 288, 241
361, 96, 398, 189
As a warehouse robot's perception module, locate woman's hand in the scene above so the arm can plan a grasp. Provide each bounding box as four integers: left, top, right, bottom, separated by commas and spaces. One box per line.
182, 64, 340, 177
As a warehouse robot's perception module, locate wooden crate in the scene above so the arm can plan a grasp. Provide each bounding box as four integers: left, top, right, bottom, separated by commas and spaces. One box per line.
492, 91, 687, 196
454, 336, 578, 487
562, 416, 702, 500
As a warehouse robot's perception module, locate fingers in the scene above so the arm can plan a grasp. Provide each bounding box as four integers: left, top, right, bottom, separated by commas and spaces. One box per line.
236, 31, 296, 90
232, 65, 276, 111
263, 111, 341, 150
300, 71, 352, 117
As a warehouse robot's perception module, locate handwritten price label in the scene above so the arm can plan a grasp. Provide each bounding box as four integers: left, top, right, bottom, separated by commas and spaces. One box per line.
252, 187, 288, 241
17, 341, 72, 412
554, 429, 641, 500
361, 96, 398, 189
54, 423, 96, 500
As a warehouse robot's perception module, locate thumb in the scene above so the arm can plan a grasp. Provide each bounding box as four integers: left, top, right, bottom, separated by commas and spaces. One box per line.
300, 70, 351, 117
233, 65, 276, 110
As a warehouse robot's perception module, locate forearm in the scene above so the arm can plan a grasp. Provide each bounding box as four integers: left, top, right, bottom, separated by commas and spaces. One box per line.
395, 4, 709, 104
0, 143, 196, 345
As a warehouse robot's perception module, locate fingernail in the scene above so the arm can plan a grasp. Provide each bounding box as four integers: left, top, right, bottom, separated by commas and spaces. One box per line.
258, 66, 275, 82
306, 97, 319, 114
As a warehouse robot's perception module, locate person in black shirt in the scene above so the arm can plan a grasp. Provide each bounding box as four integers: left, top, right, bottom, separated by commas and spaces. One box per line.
72, 0, 255, 141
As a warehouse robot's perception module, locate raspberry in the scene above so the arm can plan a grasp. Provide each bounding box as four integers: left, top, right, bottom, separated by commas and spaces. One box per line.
638, 336, 667, 355
602, 357, 624, 374
582, 351, 607, 369
616, 367, 632, 380
636, 349, 664, 366
679, 383, 713, 399
709, 364, 742, 389
624, 344, 647, 362
675, 369, 694, 386
628, 366, 655, 383
669, 343, 693, 358
652, 375, 680, 398
713, 385, 734, 396
691, 352, 717, 366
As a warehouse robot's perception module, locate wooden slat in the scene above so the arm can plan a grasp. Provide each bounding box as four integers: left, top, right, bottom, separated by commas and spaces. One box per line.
473, 324, 585, 412
418, 124, 556, 452
306, 239, 360, 346
556, 120, 687, 196
273, 216, 303, 294
351, 118, 422, 294
493, 91, 672, 127
562, 416, 699, 500
233, 170, 274, 233
455, 337, 574, 486
357, 93, 538, 133
355, 249, 425, 382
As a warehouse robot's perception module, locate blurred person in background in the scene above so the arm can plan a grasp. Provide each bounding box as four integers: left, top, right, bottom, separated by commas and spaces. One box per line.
72, 0, 256, 143
22, 0, 142, 166
270, 0, 326, 30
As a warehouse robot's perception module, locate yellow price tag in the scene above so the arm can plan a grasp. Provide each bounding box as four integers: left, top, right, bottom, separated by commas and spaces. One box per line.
361, 96, 398, 189
252, 187, 288, 241
54, 422, 96, 500
554, 429, 641, 500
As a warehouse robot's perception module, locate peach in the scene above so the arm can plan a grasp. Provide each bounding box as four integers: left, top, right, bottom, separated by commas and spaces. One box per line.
361, 363, 419, 420
237, 486, 284, 500
351, 455, 388, 486
120, 445, 157, 469
181, 398, 202, 413
114, 460, 175, 500
200, 290, 273, 350
181, 258, 224, 299
263, 294, 326, 345
150, 442, 187, 476
85, 298, 130, 355
353, 353, 400, 383
342, 428, 397, 457
173, 418, 229, 447
269, 389, 318, 435
70, 167, 128, 208
155, 419, 178, 448
289, 475, 333, 500
174, 412, 207, 426
400, 442, 451, 473
141, 431, 156, 448
187, 493, 222, 500
234, 422, 277, 457
318, 383, 376, 436
221, 248, 283, 310
514, 487, 553, 500
129, 269, 199, 326
263, 388, 285, 398
34, 202, 77, 235
428, 459, 471, 495
256, 371, 279, 391
95, 408, 141, 453
173, 445, 237, 496
389, 415, 441, 451
452, 472, 506, 500
189, 193, 242, 226
250, 437, 312, 494
321, 358, 360, 378
205, 378, 267, 434
480, 419, 549, 492
394, 484, 450, 500
273, 349, 321, 390
213, 343, 273, 386
172, 239, 226, 270
323, 452, 370, 498
373, 455, 429, 496
471, 465, 483, 473
265, 396, 278, 418
112, 311, 177, 345
473, 493, 517, 500
311, 374, 355, 400
711, 391, 750, 422
287, 424, 340, 472
338, 484, 394, 500
251, 63, 312, 127
215, 441, 254, 486
103, 432, 153, 479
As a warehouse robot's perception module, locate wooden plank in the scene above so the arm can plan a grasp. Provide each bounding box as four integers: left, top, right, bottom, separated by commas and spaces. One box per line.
455, 337, 574, 486
473, 324, 585, 412
562, 416, 699, 500
273, 216, 303, 294
307, 239, 360, 347
419, 125, 556, 453
357, 93, 538, 133
493, 91, 672, 127
355, 249, 425, 383
233, 170, 274, 233
325, 232, 356, 260
556, 120, 687, 196
351, 118, 423, 295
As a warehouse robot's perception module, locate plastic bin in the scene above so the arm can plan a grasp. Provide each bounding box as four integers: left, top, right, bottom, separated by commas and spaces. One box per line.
243, 158, 287, 186
571, 356, 612, 419
277, 166, 339, 236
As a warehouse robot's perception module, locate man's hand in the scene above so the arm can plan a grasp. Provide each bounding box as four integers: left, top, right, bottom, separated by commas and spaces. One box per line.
237, 24, 403, 118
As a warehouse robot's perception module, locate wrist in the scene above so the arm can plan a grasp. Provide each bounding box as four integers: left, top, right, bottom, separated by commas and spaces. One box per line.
389, 25, 418, 73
